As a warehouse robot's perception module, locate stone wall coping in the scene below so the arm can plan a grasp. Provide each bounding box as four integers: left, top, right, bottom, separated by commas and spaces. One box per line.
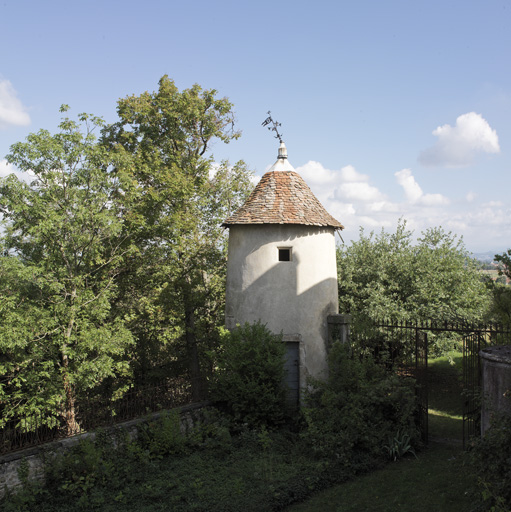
480, 345, 511, 364
327, 314, 351, 324
0, 401, 210, 465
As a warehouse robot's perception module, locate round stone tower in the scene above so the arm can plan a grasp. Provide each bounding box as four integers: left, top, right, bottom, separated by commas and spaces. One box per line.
222, 142, 344, 389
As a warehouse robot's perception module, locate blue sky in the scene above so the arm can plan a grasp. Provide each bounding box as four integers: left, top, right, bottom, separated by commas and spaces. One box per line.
1, 0, 510, 254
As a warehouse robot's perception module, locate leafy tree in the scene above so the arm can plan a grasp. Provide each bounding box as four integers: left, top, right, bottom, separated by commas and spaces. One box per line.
488, 249, 511, 326
413, 227, 490, 321
0, 108, 135, 433
495, 249, 511, 281
102, 76, 253, 399
338, 221, 491, 353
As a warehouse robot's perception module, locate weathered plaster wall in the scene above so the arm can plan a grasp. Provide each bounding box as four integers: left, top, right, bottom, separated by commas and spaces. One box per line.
225, 224, 338, 385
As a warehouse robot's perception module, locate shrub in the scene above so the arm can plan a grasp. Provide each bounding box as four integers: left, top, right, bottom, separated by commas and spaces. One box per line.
40, 428, 139, 509
137, 407, 234, 456
137, 410, 187, 458
469, 411, 511, 511
210, 322, 288, 430
301, 341, 419, 464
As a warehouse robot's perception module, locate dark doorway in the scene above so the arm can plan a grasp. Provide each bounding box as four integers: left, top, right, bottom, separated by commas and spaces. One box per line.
283, 341, 300, 407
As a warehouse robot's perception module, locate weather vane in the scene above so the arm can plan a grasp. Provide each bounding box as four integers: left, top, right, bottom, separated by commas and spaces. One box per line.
261, 111, 283, 143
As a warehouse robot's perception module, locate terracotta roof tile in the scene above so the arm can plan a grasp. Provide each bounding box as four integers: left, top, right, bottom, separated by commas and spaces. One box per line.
222, 170, 344, 229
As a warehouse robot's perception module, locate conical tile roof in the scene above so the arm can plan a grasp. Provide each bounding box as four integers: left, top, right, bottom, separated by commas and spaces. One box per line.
223, 144, 344, 229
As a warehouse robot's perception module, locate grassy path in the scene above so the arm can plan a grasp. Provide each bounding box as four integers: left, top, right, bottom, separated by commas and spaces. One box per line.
286, 441, 474, 512
287, 353, 477, 511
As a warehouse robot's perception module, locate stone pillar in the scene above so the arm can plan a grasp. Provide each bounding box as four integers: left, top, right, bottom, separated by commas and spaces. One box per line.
327, 314, 351, 349
480, 346, 511, 435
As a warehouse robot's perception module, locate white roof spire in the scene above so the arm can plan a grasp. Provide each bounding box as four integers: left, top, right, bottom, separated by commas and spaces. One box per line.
269, 141, 295, 172
278, 141, 288, 159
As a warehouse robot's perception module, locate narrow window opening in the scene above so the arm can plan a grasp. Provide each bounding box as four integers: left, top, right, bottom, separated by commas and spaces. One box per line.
278, 248, 291, 262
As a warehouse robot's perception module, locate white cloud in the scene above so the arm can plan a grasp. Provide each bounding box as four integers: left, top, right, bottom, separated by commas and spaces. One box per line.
297, 160, 338, 186
294, 161, 404, 243
339, 165, 367, 183
445, 202, 511, 251
419, 193, 449, 206
0, 79, 31, 129
250, 158, 507, 252
395, 168, 422, 203
419, 112, 500, 167
0, 159, 17, 178
0, 159, 35, 183
339, 181, 384, 202
481, 200, 503, 208
297, 161, 385, 203
395, 168, 449, 206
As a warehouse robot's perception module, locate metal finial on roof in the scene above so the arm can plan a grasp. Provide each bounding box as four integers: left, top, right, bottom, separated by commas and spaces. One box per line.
261, 111, 283, 143
277, 141, 288, 160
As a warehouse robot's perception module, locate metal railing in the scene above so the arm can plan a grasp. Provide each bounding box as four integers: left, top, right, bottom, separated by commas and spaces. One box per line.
0, 377, 197, 455
351, 318, 511, 446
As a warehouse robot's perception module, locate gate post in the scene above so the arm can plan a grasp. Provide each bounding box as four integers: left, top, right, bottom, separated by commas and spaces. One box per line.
415, 329, 429, 444
327, 314, 351, 349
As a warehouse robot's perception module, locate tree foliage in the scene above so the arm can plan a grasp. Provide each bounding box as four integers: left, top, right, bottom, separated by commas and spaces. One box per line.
488, 249, 511, 326
102, 76, 253, 398
0, 77, 254, 430
495, 249, 511, 281
0, 109, 135, 432
302, 341, 418, 462
469, 412, 511, 511
337, 220, 491, 328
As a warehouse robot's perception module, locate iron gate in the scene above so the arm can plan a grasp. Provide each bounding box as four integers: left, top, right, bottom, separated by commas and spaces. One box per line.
352, 319, 511, 447
415, 329, 428, 443
462, 329, 484, 446
352, 320, 429, 443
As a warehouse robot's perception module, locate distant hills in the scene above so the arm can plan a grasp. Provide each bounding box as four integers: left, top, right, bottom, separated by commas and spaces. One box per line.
472, 250, 501, 263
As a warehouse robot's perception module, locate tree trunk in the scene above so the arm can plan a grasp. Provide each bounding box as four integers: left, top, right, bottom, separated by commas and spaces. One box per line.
62, 361, 80, 435
62, 310, 80, 435
183, 284, 203, 402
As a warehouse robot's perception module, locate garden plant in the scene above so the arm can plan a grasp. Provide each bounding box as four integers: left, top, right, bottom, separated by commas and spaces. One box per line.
1, 326, 422, 512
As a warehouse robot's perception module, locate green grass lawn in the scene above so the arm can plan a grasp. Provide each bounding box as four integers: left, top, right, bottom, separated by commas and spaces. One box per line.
286, 352, 476, 512
286, 441, 475, 512
428, 352, 464, 441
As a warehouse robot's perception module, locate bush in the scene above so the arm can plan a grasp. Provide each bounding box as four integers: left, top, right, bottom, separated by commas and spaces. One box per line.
137, 407, 233, 457
39, 428, 141, 510
210, 322, 288, 430
469, 411, 511, 511
301, 341, 419, 464
137, 410, 188, 458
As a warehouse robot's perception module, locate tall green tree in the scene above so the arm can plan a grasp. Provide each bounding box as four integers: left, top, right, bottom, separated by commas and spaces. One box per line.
488, 249, 511, 325
495, 249, 511, 281
337, 221, 491, 342
0, 108, 135, 433
103, 76, 253, 399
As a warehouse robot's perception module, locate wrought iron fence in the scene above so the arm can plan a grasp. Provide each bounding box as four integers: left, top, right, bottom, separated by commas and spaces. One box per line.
351, 318, 511, 446
0, 377, 198, 455
351, 319, 429, 442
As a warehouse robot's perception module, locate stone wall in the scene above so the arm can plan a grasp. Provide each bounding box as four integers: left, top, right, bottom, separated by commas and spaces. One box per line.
480, 346, 511, 435
0, 402, 208, 497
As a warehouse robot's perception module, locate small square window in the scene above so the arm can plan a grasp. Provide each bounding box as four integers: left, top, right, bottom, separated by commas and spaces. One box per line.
278, 248, 291, 262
